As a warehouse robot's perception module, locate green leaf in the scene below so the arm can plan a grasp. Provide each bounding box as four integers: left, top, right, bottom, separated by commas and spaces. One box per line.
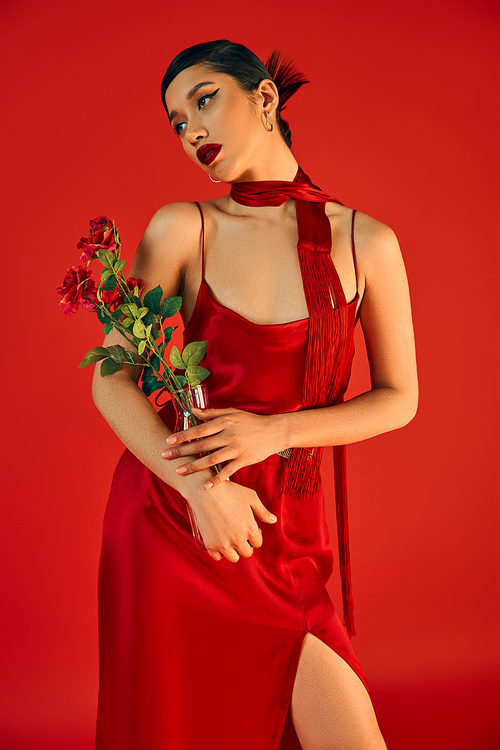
152, 325, 162, 339
141, 367, 165, 396
100, 358, 121, 377
97, 249, 116, 268
149, 353, 160, 371
104, 323, 113, 335
100, 269, 113, 282
163, 326, 174, 345
169, 345, 185, 370
121, 302, 138, 317
175, 375, 187, 387
159, 296, 182, 318
96, 307, 108, 324
111, 308, 123, 320
138, 340, 146, 356
115, 259, 126, 273
181, 341, 208, 367
142, 310, 157, 326
123, 351, 137, 365
107, 344, 125, 358
100, 276, 117, 290
121, 316, 134, 328
143, 285, 163, 315
186, 365, 210, 386
79, 347, 111, 368
133, 319, 146, 338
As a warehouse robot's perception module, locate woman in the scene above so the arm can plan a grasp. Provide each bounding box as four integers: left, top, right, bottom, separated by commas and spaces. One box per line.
93, 39, 418, 750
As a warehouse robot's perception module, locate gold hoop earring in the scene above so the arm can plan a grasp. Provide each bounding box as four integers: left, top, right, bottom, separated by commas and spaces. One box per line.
209, 174, 222, 183
264, 112, 274, 132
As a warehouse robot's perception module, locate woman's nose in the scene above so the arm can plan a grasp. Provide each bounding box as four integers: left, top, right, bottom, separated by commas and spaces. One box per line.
187, 120, 208, 146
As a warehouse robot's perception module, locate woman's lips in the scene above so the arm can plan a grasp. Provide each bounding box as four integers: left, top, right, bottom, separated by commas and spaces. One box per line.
196, 143, 222, 166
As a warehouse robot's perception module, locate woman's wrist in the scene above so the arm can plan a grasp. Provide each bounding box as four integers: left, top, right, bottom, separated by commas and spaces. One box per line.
271, 412, 293, 452
168, 457, 216, 500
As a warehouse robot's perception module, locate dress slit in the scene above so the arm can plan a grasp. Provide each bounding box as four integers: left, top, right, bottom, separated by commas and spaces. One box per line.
277, 628, 373, 749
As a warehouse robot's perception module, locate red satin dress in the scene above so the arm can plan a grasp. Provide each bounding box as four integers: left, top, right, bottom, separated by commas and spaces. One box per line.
95, 202, 368, 750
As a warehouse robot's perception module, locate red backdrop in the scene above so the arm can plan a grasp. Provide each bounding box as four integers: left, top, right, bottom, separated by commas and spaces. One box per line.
1, 0, 499, 747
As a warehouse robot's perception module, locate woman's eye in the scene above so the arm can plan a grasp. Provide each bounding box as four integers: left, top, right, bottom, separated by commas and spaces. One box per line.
173, 88, 220, 135
198, 88, 220, 110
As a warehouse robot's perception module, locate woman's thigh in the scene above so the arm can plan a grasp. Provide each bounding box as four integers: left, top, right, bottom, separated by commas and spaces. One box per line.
290, 632, 387, 750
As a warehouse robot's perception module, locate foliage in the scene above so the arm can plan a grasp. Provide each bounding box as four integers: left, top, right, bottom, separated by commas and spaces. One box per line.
57, 216, 210, 424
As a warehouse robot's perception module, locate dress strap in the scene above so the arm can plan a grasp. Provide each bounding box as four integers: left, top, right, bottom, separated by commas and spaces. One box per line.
193, 201, 206, 279
350, 209, 359, 295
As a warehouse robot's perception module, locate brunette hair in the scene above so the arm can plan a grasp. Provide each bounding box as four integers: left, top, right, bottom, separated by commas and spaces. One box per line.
160, 39, 309, 148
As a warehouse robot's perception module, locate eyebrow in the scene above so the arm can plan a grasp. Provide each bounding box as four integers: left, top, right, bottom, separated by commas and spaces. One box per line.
168, 81, 215, 125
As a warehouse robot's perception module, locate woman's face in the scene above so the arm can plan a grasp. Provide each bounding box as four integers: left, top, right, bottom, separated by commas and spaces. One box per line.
164, 63, 271, 183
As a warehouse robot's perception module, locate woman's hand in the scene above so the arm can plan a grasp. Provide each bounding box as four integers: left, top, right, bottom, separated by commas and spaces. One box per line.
183, 477, 278, 562
161, 406, 286, 488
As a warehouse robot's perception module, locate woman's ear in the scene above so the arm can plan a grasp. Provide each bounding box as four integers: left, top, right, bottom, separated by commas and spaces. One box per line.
257, 79, 280, 118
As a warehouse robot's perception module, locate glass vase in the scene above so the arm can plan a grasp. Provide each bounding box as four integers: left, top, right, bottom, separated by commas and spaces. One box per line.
171, 383, 210, 551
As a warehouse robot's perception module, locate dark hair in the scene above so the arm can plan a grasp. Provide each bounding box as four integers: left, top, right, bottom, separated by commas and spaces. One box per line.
160, 39, 309, 148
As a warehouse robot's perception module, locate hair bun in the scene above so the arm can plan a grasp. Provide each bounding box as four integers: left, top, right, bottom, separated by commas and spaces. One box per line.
264, 50, 309, 111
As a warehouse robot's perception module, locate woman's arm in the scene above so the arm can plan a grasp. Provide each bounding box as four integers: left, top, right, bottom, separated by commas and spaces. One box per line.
91, 201, 208, 493
277, 213, 418, 447
162, 213, 418, 487
92, 201, 278, 561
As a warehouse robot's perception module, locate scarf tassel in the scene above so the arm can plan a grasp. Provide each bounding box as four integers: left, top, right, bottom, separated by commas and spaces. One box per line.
283, 222, 356, 636
334, 444, 356, 637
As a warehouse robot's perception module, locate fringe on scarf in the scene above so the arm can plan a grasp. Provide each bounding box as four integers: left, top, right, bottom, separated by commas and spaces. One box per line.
282, 199, 355, 636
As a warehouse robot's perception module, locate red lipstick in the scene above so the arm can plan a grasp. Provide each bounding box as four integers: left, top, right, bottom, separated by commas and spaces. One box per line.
196, 143, 222, 166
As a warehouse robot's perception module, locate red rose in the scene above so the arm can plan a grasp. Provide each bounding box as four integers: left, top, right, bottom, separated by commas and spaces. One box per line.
101, 277, 144, 312
77, 216, 118, 263
57, 265, 98, 315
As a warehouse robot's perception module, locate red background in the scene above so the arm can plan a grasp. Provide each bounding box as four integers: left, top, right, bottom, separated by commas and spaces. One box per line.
1, 0, 499, 747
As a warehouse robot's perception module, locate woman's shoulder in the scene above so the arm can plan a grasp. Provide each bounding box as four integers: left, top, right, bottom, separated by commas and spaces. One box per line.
327, 202, 401, 260
138, 201, 203, 261
351, 210, 402, 274
147, 200, 203, 238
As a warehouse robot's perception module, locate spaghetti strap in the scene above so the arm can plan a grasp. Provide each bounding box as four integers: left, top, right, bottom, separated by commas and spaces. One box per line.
350, 208, 359, 293
193, 201, 206, 278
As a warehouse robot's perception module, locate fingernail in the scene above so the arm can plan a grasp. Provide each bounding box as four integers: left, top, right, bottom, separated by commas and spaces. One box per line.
176, 466, 187, 475
162, 449, 172, 457
205, 481, 214, 489
167, 436, 176, 444
270, 514, 278, 523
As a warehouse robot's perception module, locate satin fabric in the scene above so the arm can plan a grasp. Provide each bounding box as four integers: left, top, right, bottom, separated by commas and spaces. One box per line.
95, 203, 368, 749
230, 175, 342, 210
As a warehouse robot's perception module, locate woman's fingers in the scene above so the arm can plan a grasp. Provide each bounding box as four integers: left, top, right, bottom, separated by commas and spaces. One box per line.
175, 449, 237, 478
252, 500, 278, 526
166, 411, 236, 446
204, 462, 235, 487
190, 406, 238, 421
207, 549, 223, 561
207, 532, 262, 562
246, 527, 263, 549
161, 433, 226, 459
220, 546, 240, 563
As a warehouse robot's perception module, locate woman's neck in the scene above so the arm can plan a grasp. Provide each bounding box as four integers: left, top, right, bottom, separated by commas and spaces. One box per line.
232, 142, 299, 184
